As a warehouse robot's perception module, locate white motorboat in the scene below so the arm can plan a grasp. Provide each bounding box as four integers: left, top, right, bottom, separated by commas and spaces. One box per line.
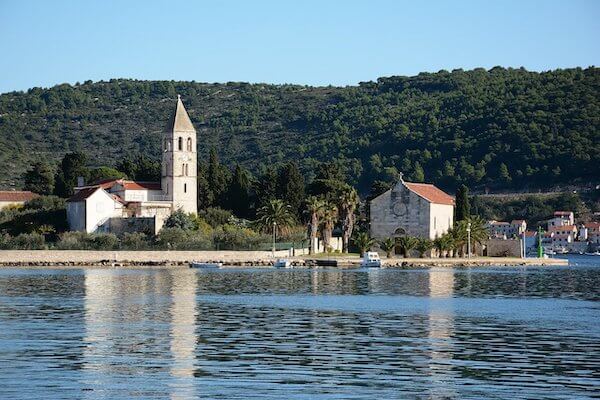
360, 252, 382, 268
190, 262, 223, 269
274, 259, 292, 268
584, 251, 600, 256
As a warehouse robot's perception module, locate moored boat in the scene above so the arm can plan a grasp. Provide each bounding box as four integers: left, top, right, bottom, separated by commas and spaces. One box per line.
360, 252, 382, 268
274, 259, 292, 268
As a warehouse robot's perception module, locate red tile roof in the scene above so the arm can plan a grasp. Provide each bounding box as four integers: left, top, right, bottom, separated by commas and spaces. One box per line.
511, 219, 526, 224
89, 179, 161, 191
67, 187, 101, 202
0, 191, 40, 202
523, 231, 537, 237
404, 182, 454, 205
584, 222, 600, 229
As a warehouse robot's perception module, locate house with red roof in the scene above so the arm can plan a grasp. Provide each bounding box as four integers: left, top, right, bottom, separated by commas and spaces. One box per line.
66, 96, 197, 234
0, 191, 39, 209
370, 175, 454, 240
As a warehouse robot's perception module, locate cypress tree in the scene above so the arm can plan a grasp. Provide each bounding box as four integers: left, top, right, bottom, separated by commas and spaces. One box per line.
455, 184, 471, 221
277, 161, 305, 218
24, 161, 55, 195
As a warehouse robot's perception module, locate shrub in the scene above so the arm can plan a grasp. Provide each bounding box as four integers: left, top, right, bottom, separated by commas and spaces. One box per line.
164, 210, 196, 230
55, 231, 118, 250
24, 195, 65, 211
212, 224, 268, 250
155, 227, 189, 249
121, 232, 149, 250
0, 233, 46, 249
200, 207, 233, 228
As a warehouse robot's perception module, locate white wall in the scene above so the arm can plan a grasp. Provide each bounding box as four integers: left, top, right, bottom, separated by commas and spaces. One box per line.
84, 190, 124, 233
429, 203, 454, 239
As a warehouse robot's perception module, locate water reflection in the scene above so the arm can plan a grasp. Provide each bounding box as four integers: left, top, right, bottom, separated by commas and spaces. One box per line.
0, 264, 599, 399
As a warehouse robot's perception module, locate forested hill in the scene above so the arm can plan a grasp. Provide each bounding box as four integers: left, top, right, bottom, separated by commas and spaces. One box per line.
0, 66, 598, 193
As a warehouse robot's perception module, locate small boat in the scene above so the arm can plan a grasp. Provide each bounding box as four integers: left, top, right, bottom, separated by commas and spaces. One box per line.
274, 259, 292, 268
360, 252, 382, 268
190, 262, 222, 269
584, 251, 600, 256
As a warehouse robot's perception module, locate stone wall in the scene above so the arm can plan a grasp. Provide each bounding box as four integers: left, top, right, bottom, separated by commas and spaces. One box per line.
486, 239, 522, 257
370, 182, 430, 239
108, 217, 156, 236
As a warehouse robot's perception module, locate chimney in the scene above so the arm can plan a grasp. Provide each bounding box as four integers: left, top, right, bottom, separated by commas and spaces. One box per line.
77, 176, 85, 187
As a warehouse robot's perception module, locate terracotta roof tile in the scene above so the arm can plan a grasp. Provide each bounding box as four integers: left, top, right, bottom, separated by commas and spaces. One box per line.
404, 182, 454, 205
67, 187, 101, 202
0, 191, 39, 202
89, 179, 161, 191
553, 211, 573, 216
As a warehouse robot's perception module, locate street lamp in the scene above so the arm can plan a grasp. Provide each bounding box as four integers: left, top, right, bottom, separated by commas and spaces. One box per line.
272, 221, 277, 257
467, 222, 472, 259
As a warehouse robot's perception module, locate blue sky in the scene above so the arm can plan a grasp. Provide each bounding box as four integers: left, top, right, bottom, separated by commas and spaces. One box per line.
0, 0, 598, 93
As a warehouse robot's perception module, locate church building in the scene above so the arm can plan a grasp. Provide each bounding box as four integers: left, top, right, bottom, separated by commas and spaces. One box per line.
370, 175, 454, 240
66, 96, 197, 234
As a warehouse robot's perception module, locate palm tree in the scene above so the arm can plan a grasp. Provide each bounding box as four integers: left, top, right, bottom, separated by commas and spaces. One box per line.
396, 236, 418, 258
304, 196, 325, 254
320, 201, 338, 252
433, 233, 454, 258
254, 199, 295, 236
416, 238, 433, 258
353, 231, 376, 256
339, 188, 359, 253
379, 237, 396, 258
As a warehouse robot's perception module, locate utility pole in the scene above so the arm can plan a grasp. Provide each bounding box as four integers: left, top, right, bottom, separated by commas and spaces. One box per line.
467, 222, 472, 259
272, 222, 277, 258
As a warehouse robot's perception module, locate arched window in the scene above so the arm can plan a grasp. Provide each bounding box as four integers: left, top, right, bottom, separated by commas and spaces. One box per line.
185, 164, 189, 176
394, 228, 406, 237
187, 137, 192, 151
178, 137, 183, 151
184, 183, 187, 193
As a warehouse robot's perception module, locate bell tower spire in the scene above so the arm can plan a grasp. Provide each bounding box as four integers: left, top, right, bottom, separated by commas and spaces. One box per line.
161, 95, 197, 214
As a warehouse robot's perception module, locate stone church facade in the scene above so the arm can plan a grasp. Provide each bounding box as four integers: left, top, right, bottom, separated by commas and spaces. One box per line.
370, 177, 454, 240
66, 96, 198, 234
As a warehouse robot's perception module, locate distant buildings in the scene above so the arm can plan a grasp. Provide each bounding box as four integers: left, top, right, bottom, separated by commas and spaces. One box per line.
486, 219, 527, 239
548, 211, 574, 228
0, 191, 39, 210
66, 96, 198, 234
370, 176, 454, 240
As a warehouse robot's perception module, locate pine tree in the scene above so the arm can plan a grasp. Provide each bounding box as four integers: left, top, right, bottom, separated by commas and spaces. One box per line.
207, 148, 229, 207
455, 184, 471, 221
23, 161, 55, 195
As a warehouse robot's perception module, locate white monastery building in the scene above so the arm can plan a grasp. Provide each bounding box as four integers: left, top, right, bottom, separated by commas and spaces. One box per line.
370, 176, 454, 240
67, 96, 198, 234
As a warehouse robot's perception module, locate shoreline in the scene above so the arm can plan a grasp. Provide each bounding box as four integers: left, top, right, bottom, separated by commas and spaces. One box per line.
0, 250, 569, 268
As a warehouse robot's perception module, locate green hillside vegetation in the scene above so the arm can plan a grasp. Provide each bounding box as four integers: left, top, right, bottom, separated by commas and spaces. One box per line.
0, 66, 598, 194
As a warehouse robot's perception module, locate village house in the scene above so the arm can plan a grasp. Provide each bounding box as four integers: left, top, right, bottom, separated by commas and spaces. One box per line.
486, 219, 527, 239
585, 222, 600, 244
370, 175, 454, 240
548, 225, 578, 249
66, 95, 197, 234
0, 191, 39, 209
548, 211, 575, 228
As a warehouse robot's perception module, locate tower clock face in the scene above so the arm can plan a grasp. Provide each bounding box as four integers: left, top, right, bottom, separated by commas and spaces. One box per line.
392, 202, 407, 217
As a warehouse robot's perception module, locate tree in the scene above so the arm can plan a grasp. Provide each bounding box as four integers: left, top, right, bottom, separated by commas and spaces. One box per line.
54, 152, 88, 197
498, 163, 512, 183
254, 199, 295, 236
304, 196, 325, 255
87, 166, 126, 183
116, 154, 160, 181
352, 231, 375, 255
164, 209, 196, 231
277, 162, 305, 218
379, 237, 396, 258
225, 164, 252, 218
207, 148, 229, 206
410, 161, 425, 182
455, 184, 471, 221
433, 233, 454, 258
320, 201, 338, 252
396, 236, 418, 258
338, 187, 359, 253
255, 166, 278, 207
415, 238, 433, 258
23, 161, 55, 195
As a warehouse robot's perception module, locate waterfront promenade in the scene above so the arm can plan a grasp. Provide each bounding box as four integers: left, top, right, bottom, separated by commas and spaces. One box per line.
0, 250, 568, 267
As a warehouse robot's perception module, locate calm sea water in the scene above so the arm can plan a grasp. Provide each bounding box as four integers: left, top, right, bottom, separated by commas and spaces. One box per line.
0, 256, 599, 399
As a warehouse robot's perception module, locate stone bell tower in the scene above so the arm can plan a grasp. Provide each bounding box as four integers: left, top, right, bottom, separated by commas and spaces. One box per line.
161, 95, 197, 214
